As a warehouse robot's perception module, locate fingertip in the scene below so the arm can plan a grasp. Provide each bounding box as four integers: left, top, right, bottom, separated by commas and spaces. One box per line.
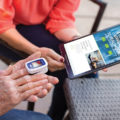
103, 68, 108, 72
47, 83, 53, 90
27, 96, 38, 102
33, 96, 38, 102
54, 77, 59, 84
42, 89, 48, 96
60, 57, 64, 63
104, 70, 108, 72
48, 76, 59, 84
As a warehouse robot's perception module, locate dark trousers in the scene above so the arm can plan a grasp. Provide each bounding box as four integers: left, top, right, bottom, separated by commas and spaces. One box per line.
0, 24, 98, 120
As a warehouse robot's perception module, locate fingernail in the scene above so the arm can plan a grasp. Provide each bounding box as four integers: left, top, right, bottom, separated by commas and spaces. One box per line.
60, 58, 64, 62
56, 79, 59, 84
42, 89, 48, 95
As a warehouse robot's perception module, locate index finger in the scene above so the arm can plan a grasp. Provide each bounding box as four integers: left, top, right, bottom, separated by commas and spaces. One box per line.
12, 52, 41, 72
48, 50, 64, 63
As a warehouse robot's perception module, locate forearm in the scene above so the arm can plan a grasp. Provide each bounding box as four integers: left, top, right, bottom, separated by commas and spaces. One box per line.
54, 28, 81, 42
0, 28, 39, 55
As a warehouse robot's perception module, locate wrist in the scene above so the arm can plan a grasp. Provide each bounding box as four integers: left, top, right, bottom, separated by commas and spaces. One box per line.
54, 28, 81, 42
27, 46, 40, 55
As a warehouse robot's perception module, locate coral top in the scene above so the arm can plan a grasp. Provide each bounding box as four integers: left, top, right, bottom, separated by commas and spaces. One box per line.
0, 0, 80, 34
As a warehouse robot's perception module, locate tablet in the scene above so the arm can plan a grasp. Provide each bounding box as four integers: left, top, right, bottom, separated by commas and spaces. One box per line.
60, 24, 120, 79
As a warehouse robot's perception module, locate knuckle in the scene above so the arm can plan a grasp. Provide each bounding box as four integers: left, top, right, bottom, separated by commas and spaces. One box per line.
12, 61, 22, 71
27, 82, 33, 89
19, 69, 25, 76
23, 75, 31, 83
49, 49, 54, 53
36, 74, 47, 79
46, 48, 52, 53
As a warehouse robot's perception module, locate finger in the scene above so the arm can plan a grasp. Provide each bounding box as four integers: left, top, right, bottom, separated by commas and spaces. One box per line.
48, 50, 64, 62
22, 86, 43, 100
23, 52, 41, 64
103, 68, 108, 72
48, 58, 65, 72
12, 52, 41, 72
10, 68, 28, 79
16, 74, 47, 86
47, 76, 59, 85
18, 79, 48, 93
37, 83, 53, 98
27, 95, 39, 102
43, 83, 53, 92
1, 65, 13, 76
12, 60, 24, 73
37, 89, 48, 98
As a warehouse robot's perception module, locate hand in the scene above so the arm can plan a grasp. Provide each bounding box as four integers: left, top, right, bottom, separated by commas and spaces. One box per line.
102, 68, 108, 72
9, 52, 59, 102
38, 47, 65, 72
0, 66, 49, 116
54, 28, 81, 42
27, 75, 59, 101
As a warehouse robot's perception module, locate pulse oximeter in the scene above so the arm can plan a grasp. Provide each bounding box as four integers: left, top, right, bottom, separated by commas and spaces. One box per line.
25, 58, 48, 74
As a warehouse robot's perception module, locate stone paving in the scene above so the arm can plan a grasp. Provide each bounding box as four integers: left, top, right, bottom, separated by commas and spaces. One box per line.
0, 0, 120, 114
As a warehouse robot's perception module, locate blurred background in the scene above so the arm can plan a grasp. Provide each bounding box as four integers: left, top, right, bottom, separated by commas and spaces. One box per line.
0, 0, 120, 114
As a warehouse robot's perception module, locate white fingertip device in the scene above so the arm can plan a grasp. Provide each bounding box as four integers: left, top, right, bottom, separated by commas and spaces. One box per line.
25, 58, 48, 74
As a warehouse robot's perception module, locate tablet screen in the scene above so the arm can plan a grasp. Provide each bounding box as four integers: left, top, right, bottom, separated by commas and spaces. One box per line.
64, 25, 120, 76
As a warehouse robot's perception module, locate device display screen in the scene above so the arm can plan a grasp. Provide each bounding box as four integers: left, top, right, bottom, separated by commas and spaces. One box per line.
64, 25, 120, 76
27, 59, 45, 69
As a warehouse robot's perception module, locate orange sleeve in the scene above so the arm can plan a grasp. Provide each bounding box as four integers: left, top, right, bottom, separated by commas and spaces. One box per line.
46, 0, 80, 34
0, 0, 15, 34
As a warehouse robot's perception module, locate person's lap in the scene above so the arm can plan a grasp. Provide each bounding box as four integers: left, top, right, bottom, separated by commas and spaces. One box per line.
0, 109, 51, 120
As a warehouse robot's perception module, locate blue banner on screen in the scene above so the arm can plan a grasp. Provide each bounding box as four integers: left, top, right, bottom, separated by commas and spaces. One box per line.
94, 25, 120, 64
